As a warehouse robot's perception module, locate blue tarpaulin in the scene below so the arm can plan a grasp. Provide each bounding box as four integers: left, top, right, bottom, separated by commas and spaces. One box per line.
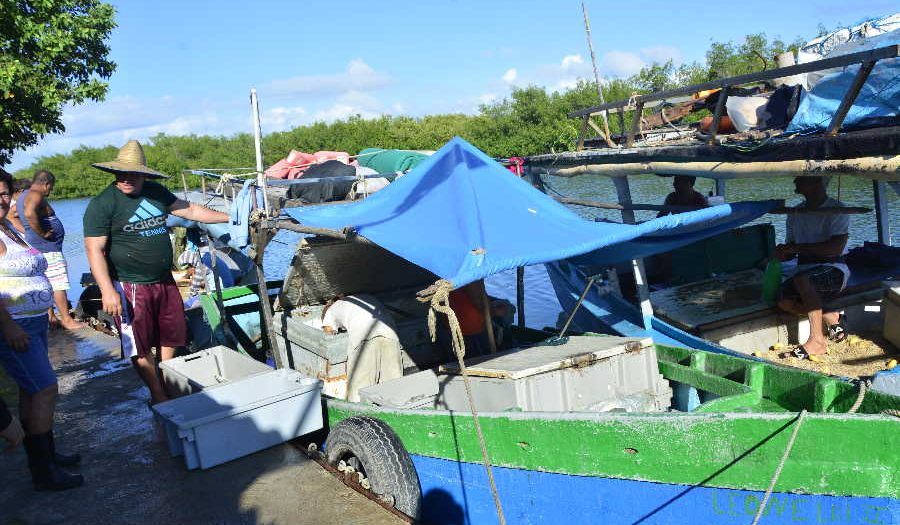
786, 32, 900, 134
284, 137, 777, 288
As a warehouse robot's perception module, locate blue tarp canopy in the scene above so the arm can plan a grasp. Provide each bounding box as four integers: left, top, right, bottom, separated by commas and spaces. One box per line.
284, 137, 777, 288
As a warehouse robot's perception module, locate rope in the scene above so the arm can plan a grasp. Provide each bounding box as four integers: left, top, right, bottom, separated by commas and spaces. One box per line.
751, 409, 807, 525
417, 280, 507, 525
849, 380, 869, 414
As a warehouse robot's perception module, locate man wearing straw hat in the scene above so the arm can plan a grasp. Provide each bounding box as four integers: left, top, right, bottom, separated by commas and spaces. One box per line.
83, 140, 228, 405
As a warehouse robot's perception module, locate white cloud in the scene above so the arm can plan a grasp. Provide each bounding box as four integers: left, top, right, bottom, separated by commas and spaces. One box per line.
266, 59, 391, 98
262, 105, 308, 131
601, 50, 645, 78
640, 46, 682, 65
310, 91, 383, 122
561, 54, 584, 70
502, 68, 517, 84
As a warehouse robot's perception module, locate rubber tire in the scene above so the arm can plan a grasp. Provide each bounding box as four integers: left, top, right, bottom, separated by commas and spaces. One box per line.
325, 416, 421, 518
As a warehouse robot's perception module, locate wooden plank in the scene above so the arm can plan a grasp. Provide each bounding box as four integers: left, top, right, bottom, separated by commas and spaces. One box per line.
826, 60, 876, 137
570, 44, 900, 118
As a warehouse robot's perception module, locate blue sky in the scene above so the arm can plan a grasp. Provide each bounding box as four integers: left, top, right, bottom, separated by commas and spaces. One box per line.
8, 0, 896, 170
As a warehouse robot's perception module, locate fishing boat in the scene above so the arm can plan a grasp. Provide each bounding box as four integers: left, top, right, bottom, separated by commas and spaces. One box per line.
164, 30, 900, 524
178, 134, 898, 525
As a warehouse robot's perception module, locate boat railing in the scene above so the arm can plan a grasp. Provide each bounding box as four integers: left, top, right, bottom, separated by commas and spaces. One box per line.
569, 44, 900, 149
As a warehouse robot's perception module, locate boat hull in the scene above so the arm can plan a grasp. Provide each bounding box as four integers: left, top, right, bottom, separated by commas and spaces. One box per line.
413, 454, 898, 525
326, 400, 899, 524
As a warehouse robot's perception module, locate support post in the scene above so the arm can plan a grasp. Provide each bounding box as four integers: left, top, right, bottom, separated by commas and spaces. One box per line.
707, 88, 730, 145
715, 179, 726, 199
516, 266, 525, 329
626, 101, 644, 148
250, 88, 271, 215
253, 224, 286, 369
576, 115, 589, 151
612, 176, 653, 328
873, 180, 892, 245
826, 61, 876, 137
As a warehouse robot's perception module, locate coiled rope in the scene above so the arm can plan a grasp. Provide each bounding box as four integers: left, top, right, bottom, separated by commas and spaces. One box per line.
417, 280, 507, 525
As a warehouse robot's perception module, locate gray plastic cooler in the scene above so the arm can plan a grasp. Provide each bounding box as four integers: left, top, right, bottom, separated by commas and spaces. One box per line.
153, 369, 323, 470
159, 346, 272, 398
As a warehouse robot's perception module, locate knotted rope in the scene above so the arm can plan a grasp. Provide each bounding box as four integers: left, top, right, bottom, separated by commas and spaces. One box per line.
417, 280, 507, 525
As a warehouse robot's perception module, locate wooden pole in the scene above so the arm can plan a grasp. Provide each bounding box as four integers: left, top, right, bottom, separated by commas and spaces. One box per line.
250, 88, 271, 215
826, 61, 876, 137
482, 287, 497, 354
581, 2, 614, 148
516, 266, 525, 329
253, 225, 285, 369
534, 156, 900, 180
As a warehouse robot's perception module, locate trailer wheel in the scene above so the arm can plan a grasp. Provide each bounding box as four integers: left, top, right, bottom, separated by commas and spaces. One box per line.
324, 416, 421, 518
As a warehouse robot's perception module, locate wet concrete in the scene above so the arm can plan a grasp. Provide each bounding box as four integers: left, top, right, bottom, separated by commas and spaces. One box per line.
0, 329, 404, 525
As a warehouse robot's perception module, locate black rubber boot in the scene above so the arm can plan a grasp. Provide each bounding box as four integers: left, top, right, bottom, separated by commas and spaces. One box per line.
23, 433, 84, 491
48, 430, 81, 467
21, 421, 81, 467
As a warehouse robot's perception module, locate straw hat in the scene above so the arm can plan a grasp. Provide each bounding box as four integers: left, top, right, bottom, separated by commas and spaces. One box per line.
92, 140, 168, 179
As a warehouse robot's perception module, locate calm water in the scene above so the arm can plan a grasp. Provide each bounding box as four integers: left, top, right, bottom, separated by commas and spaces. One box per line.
52, 175, 899, 330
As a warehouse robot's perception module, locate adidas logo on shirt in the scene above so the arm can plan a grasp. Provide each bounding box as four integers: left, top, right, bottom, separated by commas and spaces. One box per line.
123, 199, 167, 236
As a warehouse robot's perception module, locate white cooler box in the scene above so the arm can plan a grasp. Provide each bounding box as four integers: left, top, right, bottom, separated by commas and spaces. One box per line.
160, 346, 272, 398
153, 369, 323, 470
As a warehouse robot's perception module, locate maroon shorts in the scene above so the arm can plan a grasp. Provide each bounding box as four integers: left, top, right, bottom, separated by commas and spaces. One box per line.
114, 276, 187, 359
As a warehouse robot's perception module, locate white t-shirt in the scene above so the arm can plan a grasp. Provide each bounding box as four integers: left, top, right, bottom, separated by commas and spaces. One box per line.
785, 197, 850, 286
322, 294, 400, 351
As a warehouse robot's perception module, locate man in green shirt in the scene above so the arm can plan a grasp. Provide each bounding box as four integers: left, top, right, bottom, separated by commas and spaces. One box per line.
83, 140, 228, 404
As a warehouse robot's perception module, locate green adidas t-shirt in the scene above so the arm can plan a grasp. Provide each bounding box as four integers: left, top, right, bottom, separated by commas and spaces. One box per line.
82, 181, 178, 283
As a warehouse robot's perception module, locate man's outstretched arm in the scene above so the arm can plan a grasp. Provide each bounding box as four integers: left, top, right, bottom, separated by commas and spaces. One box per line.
169, 199, 229, 224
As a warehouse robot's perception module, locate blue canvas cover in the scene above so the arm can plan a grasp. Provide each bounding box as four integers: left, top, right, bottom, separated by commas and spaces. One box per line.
284, 137, 776, 288
786, 31, 900, 134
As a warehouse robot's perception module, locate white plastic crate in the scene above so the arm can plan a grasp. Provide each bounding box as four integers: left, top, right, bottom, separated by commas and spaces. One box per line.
153, 369, 323, 470
160, 346, 272, 398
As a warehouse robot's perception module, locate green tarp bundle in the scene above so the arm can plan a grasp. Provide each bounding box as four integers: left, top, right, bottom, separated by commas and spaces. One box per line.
357, 148, 429, 174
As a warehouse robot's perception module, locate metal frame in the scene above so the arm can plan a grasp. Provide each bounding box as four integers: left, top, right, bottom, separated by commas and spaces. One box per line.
570, 44, 899, 148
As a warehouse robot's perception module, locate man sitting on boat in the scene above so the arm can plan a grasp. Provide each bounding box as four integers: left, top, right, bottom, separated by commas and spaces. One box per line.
321, 294, 403, 402
774, 176, 850, 360
656, 175, 708, 217
83, 140, 229, 406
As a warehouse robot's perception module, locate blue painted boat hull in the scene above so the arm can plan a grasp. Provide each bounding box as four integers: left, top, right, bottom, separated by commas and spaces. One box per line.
413, 455, 899, 525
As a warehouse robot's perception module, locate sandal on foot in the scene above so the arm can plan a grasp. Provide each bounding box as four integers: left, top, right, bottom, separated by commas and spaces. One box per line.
827, 315, 848, 343
779, 345, 825, 362
779, 345, 811, 360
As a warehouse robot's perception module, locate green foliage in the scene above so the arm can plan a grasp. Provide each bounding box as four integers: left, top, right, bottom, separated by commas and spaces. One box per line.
14, 29, 819, 198
0, 0, 117, 165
